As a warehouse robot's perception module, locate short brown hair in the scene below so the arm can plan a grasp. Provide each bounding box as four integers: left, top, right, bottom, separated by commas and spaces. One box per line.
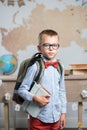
38, 29, 59, 44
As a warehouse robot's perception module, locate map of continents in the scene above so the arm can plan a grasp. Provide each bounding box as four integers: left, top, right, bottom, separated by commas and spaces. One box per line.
0, 1, 87, 54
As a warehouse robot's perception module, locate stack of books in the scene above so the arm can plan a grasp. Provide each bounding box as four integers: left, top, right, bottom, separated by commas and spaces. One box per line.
70, 64, 87, 75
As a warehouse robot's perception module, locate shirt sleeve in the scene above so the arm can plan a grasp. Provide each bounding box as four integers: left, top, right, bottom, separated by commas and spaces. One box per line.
59, 65, 67, 114
18, 63, 37, 101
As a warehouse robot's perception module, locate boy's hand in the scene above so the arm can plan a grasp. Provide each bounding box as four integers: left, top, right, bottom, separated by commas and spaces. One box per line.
33, 94, 50, 107
59, 113, 66, 129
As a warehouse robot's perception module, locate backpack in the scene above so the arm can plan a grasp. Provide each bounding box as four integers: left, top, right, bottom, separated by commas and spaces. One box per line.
12, 52, 63, 104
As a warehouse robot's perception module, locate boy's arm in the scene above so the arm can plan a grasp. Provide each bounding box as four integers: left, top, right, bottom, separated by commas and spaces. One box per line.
59, 113, 66, 129
59, 66, 67, 128
18, 64, 37, 101
59, 65, 67, 110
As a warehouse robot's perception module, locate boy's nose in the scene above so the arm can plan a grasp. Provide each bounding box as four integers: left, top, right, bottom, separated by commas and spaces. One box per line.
49, 45, 53, 50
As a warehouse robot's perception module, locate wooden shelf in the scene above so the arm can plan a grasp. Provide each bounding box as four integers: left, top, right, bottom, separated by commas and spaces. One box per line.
70, 64, 87, 70
70, 64, 87, 75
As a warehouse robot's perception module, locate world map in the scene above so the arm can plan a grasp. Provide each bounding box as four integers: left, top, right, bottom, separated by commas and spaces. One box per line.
0, 0, 87, 72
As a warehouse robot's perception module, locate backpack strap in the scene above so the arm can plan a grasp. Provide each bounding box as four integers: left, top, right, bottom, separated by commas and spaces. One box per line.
57, 61, 63, 77
29, 54, 45, 91
28, 52, 45, 83
34, 58, 45, 83
56, 61, 63, 85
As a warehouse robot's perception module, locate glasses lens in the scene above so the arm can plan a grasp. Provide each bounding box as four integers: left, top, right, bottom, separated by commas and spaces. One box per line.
50, 44, 60, 49
40, 44, 49, 49
52, 44, 58, 49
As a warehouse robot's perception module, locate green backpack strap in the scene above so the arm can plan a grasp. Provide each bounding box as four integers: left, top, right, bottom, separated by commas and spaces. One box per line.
29, 54, 45, 91
57, 61, 63, 77
34, 57, 45, 83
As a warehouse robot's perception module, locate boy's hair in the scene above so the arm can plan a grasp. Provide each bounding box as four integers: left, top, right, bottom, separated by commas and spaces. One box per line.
38, 29, 59, 44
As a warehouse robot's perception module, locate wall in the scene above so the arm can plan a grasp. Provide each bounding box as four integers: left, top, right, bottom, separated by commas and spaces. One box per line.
0, 0, 87, 72
0, 0, 87, 129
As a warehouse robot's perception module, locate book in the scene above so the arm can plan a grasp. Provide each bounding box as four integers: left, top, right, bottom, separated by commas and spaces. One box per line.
71, 69, 87, 75
22, 82, 50, 117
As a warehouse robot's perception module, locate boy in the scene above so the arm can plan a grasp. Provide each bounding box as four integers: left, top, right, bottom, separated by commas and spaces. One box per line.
18, 29, 67, 130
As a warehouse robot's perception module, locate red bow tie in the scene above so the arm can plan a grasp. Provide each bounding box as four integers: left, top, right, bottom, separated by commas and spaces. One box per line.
44, 61, 58, 68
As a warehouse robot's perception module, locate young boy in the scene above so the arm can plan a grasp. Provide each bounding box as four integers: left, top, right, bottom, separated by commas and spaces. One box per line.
18, 29, 67, 130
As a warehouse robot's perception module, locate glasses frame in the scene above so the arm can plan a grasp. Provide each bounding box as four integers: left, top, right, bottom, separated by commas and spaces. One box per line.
39, 43, 60, 50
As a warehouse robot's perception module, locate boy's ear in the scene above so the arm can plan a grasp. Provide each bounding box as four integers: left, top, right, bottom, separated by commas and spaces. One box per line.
37, 45, 41, 52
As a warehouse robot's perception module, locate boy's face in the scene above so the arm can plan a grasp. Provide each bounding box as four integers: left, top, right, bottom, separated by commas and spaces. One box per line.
37, 35, 60, 60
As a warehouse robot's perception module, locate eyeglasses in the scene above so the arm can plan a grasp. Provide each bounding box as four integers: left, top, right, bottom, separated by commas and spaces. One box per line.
40, 43, 60, 50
